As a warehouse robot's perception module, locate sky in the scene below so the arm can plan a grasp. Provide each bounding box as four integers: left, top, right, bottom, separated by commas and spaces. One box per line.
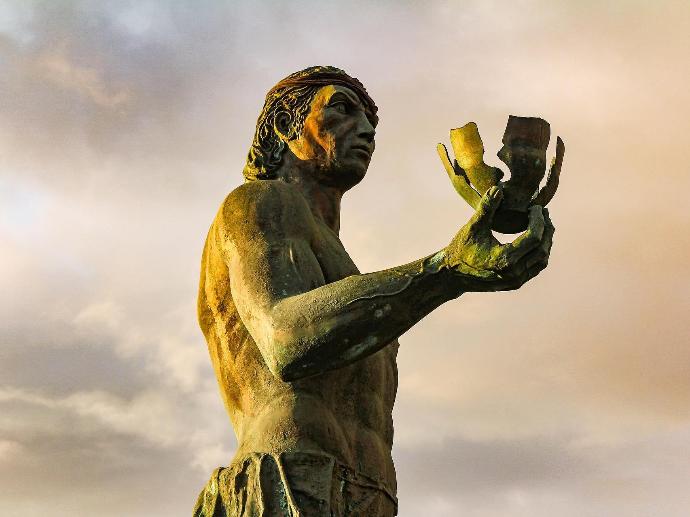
1, 0, 689, 515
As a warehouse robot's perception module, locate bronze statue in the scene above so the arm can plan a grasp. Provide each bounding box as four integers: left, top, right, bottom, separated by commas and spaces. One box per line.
194, 66, 557, 516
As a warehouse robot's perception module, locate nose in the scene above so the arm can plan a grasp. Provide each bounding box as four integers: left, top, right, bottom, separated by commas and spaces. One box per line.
356, 113, 376, 144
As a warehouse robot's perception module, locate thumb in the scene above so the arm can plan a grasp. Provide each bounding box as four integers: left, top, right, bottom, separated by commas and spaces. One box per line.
468, 185, 503, 231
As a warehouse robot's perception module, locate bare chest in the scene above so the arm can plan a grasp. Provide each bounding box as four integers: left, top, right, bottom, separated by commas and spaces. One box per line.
310, 222, 360, 282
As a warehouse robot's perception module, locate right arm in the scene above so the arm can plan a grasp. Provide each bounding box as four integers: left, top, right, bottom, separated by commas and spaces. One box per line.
221, 182, 552, 381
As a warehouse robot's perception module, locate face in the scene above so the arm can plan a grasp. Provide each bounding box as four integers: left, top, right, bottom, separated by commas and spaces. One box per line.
285, 85, 377, 189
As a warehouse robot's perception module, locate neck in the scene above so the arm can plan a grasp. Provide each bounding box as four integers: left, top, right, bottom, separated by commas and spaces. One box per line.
277, 154, 344, 235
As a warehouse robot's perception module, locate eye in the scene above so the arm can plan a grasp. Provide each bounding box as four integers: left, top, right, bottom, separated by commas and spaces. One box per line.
330, 102, 348, 114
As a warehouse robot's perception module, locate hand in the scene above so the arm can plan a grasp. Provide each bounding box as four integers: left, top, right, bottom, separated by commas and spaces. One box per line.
444, 185, 554, 292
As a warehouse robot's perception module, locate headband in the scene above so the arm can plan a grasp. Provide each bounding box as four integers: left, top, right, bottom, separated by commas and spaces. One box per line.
266, 72, 378, 115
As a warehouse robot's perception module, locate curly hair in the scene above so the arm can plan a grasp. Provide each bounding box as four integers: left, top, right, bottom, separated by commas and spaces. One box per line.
243, 66, 378, 181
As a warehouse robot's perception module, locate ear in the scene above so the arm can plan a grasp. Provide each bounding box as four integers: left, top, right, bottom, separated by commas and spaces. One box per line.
274, 110, 293, 142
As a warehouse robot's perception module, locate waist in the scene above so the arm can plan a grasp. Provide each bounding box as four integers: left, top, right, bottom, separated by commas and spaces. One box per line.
237, 395, 392, 456
231, 450, 398, 510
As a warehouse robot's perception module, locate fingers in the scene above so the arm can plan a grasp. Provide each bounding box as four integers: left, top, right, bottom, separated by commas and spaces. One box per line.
543, 207, 555, 255
521, 208, 554, 268
503, 205, 545, 263
456, 201, 555, 293
501, 208, 554, 289
467, 185, 503, 232
525, 260, 548, 282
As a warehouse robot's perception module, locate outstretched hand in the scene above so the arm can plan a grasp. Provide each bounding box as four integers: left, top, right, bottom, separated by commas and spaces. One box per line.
444, 186, 554, 292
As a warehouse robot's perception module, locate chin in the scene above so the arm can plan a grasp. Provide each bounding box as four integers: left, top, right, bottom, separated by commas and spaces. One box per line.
339, 163, 368, 190
318, 159, 368, 190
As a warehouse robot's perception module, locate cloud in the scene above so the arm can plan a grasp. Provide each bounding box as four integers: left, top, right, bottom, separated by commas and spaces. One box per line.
0, 439, 23, 461
74, 300, 124, 331
1, 0, 689, 515
0, 386, 180, 445
0, 381, 234, 517
394, 427, 690, 516
36, 43, 130, 108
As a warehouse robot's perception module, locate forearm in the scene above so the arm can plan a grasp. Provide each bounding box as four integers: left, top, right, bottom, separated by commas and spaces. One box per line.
268, 249, 462, 380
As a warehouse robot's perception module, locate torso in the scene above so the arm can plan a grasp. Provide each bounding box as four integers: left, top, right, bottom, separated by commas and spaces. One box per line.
198, 182, 398, 492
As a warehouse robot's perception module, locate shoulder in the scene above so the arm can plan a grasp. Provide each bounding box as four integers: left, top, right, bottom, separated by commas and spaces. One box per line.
221, 180, 301, 213
216, 180, 314, 242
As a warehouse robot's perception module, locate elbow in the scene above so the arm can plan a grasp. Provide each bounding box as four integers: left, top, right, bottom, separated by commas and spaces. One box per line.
271, 361, 306, 383
260, 327, 313, 383
259, 338, 292, 382
266, 360, 291, 382
259, 310, 342, 382
265, 353, 312, 383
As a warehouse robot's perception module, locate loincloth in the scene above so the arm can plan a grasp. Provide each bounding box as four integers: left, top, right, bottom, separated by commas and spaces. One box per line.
193, 451, 398, 517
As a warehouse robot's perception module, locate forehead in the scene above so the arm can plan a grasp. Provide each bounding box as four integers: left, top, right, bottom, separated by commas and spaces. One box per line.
311, 84, 377, 125
313, 84, 360, 104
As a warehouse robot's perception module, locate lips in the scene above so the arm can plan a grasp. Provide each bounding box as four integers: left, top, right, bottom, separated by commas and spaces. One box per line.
350, 144, 372, 157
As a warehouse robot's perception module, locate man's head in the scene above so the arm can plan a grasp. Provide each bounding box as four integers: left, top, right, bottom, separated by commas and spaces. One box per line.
244, 66, 378, 187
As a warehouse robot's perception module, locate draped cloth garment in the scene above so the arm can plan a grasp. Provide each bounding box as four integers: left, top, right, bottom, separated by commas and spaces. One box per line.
193, 451, 397, 517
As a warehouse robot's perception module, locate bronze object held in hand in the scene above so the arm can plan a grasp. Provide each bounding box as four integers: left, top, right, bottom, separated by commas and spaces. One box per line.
437, 116, 565, 233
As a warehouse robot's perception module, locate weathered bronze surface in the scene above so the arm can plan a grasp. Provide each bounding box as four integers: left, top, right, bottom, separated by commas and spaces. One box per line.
195, 66, 556, 516
438, 116, 565, 233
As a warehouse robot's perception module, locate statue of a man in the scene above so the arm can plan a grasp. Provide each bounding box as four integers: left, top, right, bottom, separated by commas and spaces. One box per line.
194, 66, 554, 516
